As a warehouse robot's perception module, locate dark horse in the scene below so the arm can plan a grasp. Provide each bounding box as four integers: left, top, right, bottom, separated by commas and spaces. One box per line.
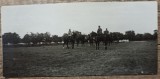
95, 34, 104, 50
74, 31, 88, 47
62, 33, 76, 49
88, 34, 94, 46
90, 31, 109, 50
103, 33, 110, 49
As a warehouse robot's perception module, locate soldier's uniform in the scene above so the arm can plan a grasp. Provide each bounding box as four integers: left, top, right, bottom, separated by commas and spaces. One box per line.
68, 29, 72, 36
104, 28, 109, 35
97, 26, 102, 35
68, 29, 72, 39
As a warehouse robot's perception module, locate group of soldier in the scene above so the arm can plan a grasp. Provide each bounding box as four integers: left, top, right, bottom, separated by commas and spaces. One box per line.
64, 26, 110, 49
68, 25, 109, 36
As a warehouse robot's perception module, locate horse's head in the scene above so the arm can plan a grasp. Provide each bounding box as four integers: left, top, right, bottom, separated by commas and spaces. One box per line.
90, 31, 97, 37
63, 33, 68, 37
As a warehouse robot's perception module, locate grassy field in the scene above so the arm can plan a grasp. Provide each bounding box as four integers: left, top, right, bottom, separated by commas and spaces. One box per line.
3, 41, 157, 77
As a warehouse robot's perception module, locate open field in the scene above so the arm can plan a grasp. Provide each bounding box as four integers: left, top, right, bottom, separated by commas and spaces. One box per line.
3, 41, 157, 77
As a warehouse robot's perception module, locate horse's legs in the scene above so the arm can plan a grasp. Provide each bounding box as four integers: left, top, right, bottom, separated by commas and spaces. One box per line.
77, 40, 79, 47
107, 40, 110, 46
89, 41, 91, 46
90, 42, 93, 46
77, 41, 79, 47
105, 42, 107, 50
67, 42, 69, 49
90, 42, 92, 46
96, 41, 100, 50
91, 41, 94, 46
96, 42, 97, 50
72, 41, 74, 49
82, 41, 85, 46
63, 42, 65, 49
98, 42, 100, 50
109, 41, 111, 46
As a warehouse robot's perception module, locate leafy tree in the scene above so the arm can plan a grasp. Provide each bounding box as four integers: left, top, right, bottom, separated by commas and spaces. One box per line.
135, 34, 143, 41
2, 32, 21, 44
37, 33, 44, 44
52, 35, 59, 43
143, 33, 153, 40
30, 32, 39, 45
43, 32, 52, 44
125, 30, 135, 41
58, 37, 62, 42
110, 32, 124, 42
116, 32, 124, 40
22, 34, 31, 45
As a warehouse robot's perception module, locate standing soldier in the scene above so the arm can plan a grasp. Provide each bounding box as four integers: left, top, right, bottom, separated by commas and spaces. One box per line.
97, 26, 103, 35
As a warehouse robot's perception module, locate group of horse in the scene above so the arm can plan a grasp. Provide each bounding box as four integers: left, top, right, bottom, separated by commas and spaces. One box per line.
62, 31, 124, 50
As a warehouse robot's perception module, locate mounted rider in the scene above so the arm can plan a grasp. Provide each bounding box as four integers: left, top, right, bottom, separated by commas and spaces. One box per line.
68, 29, 72, 39
104, 28, 109, 35
104, 28, 110, 41
97, 26, 103, 36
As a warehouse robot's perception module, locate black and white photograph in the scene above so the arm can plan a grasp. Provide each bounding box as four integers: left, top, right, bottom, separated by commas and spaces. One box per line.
1, 1, 158, 77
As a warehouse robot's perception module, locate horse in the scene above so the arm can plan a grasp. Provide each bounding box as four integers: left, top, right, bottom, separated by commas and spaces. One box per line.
88, 34, 94, 46
79, 34, 88, 46
107, 33, 113, 46
62, 33, 76, 49
95, 34, 104, 50
73, 31, 89, 47
90, 31, 104, 50
103, 33, 110, 50
72, 31, 85, 47
89, 31, 110, 50
73, 31, 81, 47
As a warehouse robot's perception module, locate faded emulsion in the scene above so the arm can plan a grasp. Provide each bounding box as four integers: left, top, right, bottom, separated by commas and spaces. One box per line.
1, 1, 158, 77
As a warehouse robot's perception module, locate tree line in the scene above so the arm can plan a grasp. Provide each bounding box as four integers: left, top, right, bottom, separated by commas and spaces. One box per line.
2, 30, 157, 45
2, 32, 62, 45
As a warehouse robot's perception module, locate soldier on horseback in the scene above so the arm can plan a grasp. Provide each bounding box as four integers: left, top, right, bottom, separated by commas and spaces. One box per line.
63, 29, 75, 49
68, 29, 72, 39
97, 26, 103, 40
104, 28, 109, 35
94, 26, 103, 50
97, 26, 103, 35
103, 28, 111, 47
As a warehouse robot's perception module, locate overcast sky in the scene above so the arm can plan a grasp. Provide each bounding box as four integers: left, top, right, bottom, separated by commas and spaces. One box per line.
1, 1, 157, 38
